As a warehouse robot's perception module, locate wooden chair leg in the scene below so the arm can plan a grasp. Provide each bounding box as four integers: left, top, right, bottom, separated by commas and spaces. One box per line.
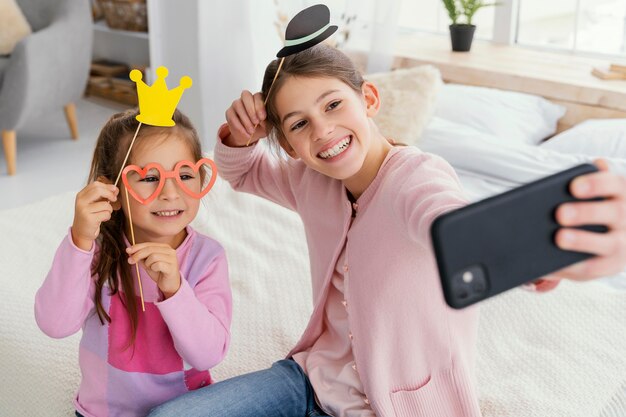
2, 130, 16, 176
64, 103, 79, 140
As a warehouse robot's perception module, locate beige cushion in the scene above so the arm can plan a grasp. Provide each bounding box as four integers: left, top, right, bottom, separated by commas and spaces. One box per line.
367, 65, 442, 145
0, 0, 32, 55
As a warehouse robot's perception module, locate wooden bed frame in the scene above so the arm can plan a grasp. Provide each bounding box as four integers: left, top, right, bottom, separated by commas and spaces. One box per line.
348, 33, 626, 134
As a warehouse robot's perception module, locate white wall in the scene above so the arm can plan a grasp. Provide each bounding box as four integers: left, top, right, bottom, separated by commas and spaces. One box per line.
148, 0, 204, 147
197, 0, 279, 149
148, 0, 278, 150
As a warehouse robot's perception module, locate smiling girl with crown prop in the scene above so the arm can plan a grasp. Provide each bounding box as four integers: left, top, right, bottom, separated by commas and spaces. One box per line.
35, 67, 232, 417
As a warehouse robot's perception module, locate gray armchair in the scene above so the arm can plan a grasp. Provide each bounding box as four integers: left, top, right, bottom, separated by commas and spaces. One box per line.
0, 0, 92, 175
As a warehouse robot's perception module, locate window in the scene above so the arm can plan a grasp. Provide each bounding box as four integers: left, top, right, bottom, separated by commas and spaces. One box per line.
391, 0, 625, 58
397, 0, 446, 34
397, 0, 495, 40
517, 0, 626, 56
577, 0, 626, 55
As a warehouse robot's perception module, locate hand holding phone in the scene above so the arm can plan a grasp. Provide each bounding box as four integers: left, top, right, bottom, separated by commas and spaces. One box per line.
431, 163, 607, 309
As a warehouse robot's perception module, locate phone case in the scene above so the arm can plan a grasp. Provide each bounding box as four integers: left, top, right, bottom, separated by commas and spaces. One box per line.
430, 163, 606, 309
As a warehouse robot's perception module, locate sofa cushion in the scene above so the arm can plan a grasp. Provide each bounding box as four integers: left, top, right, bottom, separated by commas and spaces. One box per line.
366, 65, 442, 146
0, 0, 32, 55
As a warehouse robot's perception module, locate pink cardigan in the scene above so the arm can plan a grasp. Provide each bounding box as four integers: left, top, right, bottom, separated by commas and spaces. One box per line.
215, 126, 482, 417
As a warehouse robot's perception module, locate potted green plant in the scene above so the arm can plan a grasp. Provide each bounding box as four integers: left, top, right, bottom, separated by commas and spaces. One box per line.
442, 0, 498, 52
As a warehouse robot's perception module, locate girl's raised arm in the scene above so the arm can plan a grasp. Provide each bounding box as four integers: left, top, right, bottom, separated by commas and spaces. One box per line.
391, 153, 467, 247
215, 91, 304, 211
223, 91, 267, 148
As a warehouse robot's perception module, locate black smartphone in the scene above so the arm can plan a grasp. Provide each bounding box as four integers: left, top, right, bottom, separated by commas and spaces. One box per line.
430, 163, 607, 309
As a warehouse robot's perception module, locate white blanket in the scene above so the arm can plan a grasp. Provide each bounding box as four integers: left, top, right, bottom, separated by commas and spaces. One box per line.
2, 169, 626, 416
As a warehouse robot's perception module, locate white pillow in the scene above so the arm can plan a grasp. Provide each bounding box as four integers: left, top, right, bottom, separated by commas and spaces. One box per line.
367, 65, 442, 146
418, 117, 597, 201
435, 84, 566, 145
540, 119, 626, 159
0, 0, 32, 55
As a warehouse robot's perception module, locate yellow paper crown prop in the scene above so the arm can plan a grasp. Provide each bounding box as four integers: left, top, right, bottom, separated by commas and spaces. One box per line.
115, 66, 193, 312
129, 66, 192, 127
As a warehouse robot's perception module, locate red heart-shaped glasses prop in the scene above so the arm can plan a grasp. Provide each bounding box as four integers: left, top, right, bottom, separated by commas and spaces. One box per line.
121, 158, 217, 205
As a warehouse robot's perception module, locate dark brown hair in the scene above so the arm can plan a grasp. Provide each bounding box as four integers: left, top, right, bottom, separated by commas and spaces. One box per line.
262, 44, 364, 149
88, 108, 202, 347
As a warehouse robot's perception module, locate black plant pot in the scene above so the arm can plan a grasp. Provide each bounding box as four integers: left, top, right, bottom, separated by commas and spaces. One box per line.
449, 24, 476, 52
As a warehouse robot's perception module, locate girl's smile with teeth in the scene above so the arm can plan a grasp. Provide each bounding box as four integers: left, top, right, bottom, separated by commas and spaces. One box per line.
318, 136, 352, 160
153, 210, 184, 217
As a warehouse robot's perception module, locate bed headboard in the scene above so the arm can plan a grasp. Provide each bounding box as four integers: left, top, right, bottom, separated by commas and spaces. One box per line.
347, 34, 626, 134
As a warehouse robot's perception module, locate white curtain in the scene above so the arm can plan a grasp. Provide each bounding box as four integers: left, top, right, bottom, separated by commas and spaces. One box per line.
361, 0, 402, 74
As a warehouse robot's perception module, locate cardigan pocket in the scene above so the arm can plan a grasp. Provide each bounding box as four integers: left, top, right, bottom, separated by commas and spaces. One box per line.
389, 368, 468, 417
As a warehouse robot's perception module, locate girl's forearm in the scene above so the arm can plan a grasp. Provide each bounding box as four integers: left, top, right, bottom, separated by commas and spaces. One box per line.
158, 254, 232, 370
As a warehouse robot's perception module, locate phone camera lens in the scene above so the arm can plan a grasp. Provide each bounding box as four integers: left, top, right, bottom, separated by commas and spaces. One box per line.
456, 288, 469, 299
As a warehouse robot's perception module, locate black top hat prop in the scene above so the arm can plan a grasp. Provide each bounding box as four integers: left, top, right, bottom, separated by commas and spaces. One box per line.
246, 4, 338, 146
277, 4, 338, 58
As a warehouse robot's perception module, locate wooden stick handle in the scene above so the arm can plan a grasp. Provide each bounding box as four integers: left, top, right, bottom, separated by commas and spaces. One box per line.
115, 122, 142, 187
124, 186, 145, 312
245, 57, 285, 147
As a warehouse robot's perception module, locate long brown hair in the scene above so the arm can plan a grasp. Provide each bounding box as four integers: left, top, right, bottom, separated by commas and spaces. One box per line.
262, 44, 365, 150
88, 108, 202, 346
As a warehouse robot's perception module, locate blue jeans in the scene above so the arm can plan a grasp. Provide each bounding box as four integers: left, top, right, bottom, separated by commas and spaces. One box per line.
149, 359, 331, 417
